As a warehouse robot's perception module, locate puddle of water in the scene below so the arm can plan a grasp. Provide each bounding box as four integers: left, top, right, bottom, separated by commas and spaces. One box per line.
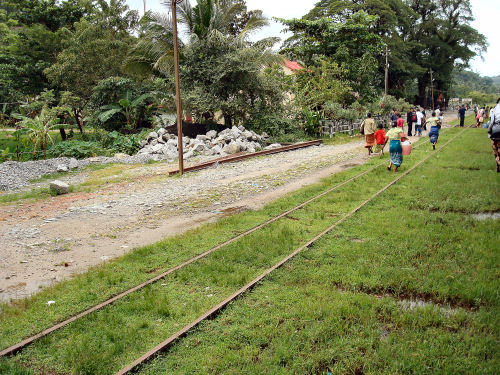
472, 212, 500, 221
0, 278, 54, 303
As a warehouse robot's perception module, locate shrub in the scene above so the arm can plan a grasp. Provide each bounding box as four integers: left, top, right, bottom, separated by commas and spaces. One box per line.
86, 77, 171, 131
98, 131, 147, 155
244, 110, 300, 137
48, 140, 110, 159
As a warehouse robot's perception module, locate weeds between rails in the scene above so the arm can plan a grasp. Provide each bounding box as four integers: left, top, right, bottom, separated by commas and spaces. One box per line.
113, 129, 468, 375
2, 139, 416, 358
0, 130, 476, 375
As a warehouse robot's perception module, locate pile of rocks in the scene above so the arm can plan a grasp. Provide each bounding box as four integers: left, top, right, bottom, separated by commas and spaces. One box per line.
137, 125, 276, 160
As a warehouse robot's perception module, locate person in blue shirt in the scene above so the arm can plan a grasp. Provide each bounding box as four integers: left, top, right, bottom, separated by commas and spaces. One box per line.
391, 109, 398, 127
458, 105, 466, 127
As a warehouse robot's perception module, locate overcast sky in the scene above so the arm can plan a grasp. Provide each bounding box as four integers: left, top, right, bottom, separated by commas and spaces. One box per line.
127, 0, 500, 77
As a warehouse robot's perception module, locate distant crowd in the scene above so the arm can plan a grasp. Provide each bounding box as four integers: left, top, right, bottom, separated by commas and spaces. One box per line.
361, 106, 443, 172
359, 99, 500, 173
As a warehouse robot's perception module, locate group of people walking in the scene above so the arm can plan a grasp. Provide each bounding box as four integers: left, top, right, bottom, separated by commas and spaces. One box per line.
360, 100, 500, 174
361, 106, 442, 172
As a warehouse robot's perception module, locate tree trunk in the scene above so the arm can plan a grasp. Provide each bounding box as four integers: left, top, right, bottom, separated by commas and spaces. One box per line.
74, 109, 83, 133
59, 128, 67, 141
417, 79, 426, 107
224, 114, 233, 128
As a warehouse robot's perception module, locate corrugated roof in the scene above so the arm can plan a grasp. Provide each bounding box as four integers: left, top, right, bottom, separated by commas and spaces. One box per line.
284, 60, 303, 71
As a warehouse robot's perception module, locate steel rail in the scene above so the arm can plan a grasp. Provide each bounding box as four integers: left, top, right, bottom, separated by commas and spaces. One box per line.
168, 140, 323, 175
0, 143, 374, 357
0, 133, 432, 358
114, 129, 466, 375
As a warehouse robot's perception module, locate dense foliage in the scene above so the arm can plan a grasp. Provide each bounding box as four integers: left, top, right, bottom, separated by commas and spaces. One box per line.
285, 0, 487, 105
450, 70, 500, 99
0, 0, 494, 161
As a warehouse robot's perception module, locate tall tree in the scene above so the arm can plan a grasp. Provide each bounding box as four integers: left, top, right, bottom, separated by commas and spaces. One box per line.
44, 0, 139, 100
0, 0, 90, 105
302, 0, 486, 104
303, 0, 420, 100
407, 0, 486, 105
125, 0, 280, 126
280, 11, 384, 102
126, 0, 268, 76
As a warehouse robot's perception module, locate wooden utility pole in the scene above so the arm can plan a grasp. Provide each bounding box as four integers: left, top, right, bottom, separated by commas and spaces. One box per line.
430, 68, 434, 110
143, 0, 146, 15
384, 45, 388, 96
171, 0, 184, 175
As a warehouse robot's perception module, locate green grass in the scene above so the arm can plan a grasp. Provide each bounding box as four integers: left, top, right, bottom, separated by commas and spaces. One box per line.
0, 130, 65, 160
0, 187, 53, 204
321, 131, 364, 146
448, 113, 477, 127
136, 128, 499, 375
0, 128, 498, 374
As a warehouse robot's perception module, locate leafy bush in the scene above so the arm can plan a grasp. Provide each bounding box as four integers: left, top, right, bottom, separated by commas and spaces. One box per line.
323, 102, 359, 121
48, 130, 148, 159
244, 110, 300, 137
301, 108, 323, 136
86, 76, 172, 131
98, 131, 147, 155
48, 140, 110, 159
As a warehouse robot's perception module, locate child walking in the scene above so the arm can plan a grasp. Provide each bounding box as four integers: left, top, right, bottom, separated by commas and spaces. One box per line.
373, 123, 387, 155
397, 113, 404, 129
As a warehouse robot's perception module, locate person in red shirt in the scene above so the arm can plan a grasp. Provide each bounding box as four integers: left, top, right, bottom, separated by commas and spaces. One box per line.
373, 123, 387, 155
397, 113, 404, 128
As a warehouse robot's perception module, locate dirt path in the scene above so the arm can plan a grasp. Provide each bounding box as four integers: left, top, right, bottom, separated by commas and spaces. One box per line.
0, 126, 437, 302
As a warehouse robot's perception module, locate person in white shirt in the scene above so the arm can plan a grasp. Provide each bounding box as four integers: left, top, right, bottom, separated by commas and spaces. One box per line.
415, 108, 425, 136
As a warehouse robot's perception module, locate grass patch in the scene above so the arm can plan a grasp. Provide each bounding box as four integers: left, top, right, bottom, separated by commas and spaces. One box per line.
0, 128, 497, 374
0, 188, 52, 204
321, 132, 363, 146
136, 128, 499, 375
447, 113, 477, 127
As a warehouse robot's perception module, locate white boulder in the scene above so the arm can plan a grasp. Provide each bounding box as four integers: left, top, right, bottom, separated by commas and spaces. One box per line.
56, 164, 68, 172
50, 180, 69, 195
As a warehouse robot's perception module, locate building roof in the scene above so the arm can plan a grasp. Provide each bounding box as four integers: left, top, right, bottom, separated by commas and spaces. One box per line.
284, 60, 303, 71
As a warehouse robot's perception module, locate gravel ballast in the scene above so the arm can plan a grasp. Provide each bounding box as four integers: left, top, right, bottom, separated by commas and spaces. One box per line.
0, 154, 162, 191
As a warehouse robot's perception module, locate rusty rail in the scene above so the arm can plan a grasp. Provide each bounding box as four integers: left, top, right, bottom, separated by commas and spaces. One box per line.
168, 140, 322, 175
114, 130, 466, 375
0, 134, 432, 359
0, 143, 367, 358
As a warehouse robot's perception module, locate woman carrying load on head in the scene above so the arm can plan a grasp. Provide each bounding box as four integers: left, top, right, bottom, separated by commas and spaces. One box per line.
363, 112, 377, 155
386, 122, 406, 172
427, 111, 441, 150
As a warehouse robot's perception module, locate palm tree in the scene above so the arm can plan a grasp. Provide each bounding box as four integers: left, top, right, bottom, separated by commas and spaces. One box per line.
125, 0, 271, 76
178, 0, 267, 41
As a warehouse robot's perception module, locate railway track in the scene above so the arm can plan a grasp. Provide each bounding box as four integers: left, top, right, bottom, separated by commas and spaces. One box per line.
0, 146, 377, 358
1, 130, 463, 373
114, 129, 466, 375
168, 139, 324, 175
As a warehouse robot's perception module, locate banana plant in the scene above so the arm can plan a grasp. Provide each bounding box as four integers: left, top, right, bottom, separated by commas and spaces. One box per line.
98, 92, 154, 130
14, 109, 62, 159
